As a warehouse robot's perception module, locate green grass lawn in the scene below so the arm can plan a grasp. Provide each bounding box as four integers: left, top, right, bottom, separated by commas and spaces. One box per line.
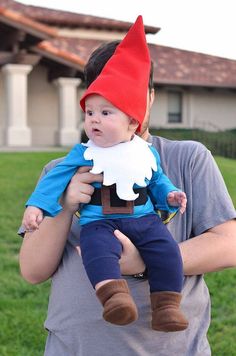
0, 152, 67, 356
0, 152, 235, 355
205, 156, 236, 355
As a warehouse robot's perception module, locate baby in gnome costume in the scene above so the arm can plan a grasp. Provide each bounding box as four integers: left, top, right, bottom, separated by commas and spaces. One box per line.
22, 16, 188, 332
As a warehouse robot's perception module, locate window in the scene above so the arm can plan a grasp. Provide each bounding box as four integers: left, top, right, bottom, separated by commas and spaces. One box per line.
168, 91, 182, 123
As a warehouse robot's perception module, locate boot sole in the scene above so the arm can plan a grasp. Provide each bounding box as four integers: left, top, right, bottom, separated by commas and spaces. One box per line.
152, 321, 189, 332
103, 304, 138, 325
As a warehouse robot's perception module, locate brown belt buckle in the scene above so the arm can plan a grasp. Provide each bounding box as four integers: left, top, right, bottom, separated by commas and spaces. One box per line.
101, 185, 134, 214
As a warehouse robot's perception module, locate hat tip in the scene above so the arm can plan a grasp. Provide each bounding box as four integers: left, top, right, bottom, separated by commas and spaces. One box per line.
136, 15, 143, 22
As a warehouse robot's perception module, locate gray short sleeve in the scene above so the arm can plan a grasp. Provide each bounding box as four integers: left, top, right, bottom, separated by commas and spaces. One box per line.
191, 148, 235, 236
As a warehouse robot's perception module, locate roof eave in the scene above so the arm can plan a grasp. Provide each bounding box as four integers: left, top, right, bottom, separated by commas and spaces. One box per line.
156, 80, 236, 89
32, 41, 85, 71
0, 7, 57, 39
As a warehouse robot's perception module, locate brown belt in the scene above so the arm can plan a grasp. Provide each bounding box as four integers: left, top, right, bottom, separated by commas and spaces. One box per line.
89, 184, 147, 214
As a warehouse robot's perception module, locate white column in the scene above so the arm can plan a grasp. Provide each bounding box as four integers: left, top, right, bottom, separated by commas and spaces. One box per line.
54, 77, 81, 146
2, 64, 32, 146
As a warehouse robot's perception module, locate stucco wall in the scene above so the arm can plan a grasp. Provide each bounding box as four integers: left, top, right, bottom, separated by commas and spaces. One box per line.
28, 66, 84, 146
28, 65, 58, 146
150, 88, 236, 131
150, 88, 191, 129
192, 90, 236, 130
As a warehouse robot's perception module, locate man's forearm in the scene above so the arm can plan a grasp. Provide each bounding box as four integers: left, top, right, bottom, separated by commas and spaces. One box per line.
179, 219, 236, 275
19, 209, 73, 284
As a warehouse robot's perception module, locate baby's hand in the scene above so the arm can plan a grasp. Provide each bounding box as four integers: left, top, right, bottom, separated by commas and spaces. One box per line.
22, 206, 43, 231
167, 191, 187, 214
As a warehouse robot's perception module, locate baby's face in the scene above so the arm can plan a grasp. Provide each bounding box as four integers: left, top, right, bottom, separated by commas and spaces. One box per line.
84, 94, 137, 147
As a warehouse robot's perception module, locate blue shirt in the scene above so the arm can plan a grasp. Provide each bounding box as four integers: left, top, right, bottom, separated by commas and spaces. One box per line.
26, 142, 179, 225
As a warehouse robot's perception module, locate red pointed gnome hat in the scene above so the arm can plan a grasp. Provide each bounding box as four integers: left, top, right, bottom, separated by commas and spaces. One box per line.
80, 15, 151, 131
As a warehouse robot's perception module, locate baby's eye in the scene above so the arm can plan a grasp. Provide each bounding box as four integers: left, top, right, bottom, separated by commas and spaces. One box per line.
102, 110, 110, 116
86, 110, 93, 116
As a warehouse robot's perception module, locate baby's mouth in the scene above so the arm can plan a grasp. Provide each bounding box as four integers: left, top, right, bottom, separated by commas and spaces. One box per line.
92, 128, 101, 133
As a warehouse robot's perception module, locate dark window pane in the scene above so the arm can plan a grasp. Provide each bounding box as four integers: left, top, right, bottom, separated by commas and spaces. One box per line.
168, 92, 182, 123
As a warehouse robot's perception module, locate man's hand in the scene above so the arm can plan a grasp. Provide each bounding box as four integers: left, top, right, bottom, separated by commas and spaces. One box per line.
70, 168, 145, 275
167, 191, 187, 214
62, 166, 103, 214
114, 229, 145, 275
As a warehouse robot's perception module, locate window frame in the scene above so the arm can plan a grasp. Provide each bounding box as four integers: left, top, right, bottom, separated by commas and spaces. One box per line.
167, 91, 183, 124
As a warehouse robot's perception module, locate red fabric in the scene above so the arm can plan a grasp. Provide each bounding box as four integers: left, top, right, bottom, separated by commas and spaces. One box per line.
80, 15, 151, 131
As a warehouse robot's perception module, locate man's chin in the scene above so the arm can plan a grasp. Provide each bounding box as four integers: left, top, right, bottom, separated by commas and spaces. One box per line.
137, 119, 149, 140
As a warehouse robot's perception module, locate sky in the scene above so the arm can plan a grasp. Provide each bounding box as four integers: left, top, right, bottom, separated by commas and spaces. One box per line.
18, 0, 236, 60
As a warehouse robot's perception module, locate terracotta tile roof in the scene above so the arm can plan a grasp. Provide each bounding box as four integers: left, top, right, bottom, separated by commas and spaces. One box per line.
0, 0, 159, 33
37, 37, 104, 65
149, 44, 236, 88
36, 39, 86, 70
34, 36, 236, 89
0, 6, 57, 37
0, 0, 236, 89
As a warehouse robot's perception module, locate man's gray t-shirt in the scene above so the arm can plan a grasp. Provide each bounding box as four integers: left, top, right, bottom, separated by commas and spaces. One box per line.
21, 136, 236, 356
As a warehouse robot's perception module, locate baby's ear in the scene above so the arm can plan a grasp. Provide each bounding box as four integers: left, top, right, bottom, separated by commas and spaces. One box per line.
129, 118, 139, 132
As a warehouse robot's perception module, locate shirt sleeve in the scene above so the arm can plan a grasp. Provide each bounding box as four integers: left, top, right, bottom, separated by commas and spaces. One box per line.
25, 144, 91, 217
18, 158, 63, 236
147, 146, 180, 213
191, 147, 236, 236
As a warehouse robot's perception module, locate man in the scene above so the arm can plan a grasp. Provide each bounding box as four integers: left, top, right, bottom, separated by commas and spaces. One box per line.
19, 33, 236, 356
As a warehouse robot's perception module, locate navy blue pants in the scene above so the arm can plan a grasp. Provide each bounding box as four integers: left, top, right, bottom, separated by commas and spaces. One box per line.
80, 214, 183, 293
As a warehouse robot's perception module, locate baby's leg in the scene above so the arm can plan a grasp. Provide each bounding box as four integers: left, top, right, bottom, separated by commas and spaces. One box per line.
126, 214, 188, 332
80, 219, 138, 325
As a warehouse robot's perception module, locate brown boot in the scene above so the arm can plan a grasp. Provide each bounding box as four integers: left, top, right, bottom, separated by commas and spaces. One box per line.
96, 279, 138, 325
150, 291, 188, 332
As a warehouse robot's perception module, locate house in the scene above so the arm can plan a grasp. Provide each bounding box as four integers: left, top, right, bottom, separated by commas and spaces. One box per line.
0, 0, 236, 148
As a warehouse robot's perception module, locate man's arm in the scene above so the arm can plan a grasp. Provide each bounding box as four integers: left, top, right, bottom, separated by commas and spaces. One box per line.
113, 219, 236, 277
19, 168, 102, 284
20, 210, 74, 284
179, 219, 236, 275
178, 145, 236, 275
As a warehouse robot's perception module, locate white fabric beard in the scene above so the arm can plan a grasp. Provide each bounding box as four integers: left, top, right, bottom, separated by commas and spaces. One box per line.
83, 135, 157, 201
